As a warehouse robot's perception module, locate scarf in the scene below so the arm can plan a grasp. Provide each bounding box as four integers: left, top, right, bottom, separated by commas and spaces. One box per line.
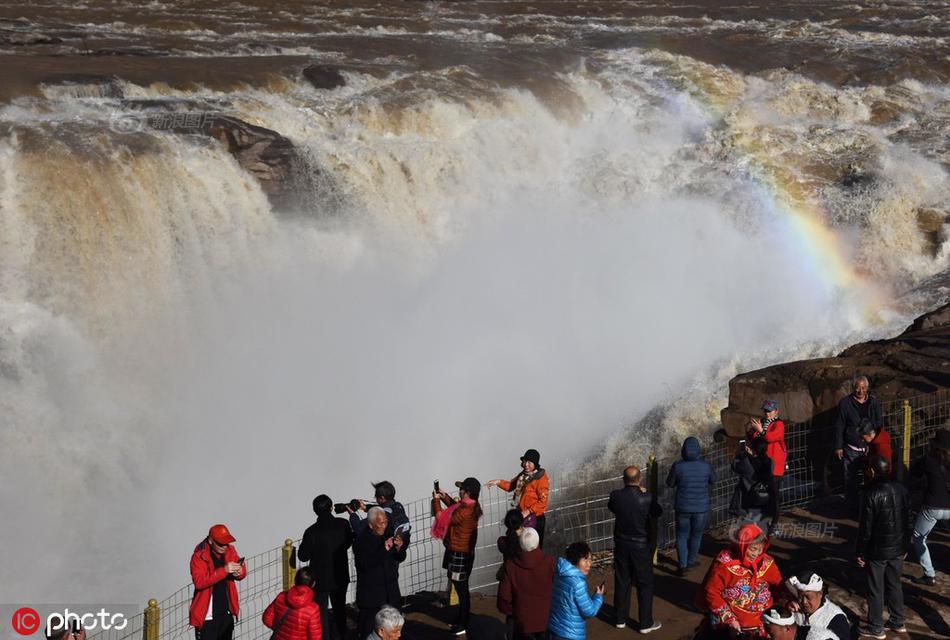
511, 470, 535, 508
431, 497, 475, 540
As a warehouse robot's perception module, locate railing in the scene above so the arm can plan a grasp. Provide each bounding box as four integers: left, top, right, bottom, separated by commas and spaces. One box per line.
92, 388, 950, 640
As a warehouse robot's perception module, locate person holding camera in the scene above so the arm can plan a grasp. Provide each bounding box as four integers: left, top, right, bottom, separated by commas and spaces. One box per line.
354, 507, 406, 639
298, 495, 353, 640
747, 400, 787, 506
488, 449, 550, 548
189, 524, 247, 640
432, 477, 483, 636
730, 439, 778, 535
262, 567, 323, 640
348, 481, 412, 550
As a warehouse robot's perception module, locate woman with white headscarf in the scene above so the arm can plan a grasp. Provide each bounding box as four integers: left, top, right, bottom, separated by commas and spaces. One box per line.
785, 571, 851, 640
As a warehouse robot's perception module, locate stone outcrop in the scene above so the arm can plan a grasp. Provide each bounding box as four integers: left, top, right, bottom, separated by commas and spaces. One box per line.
720, 302, 950, 436
302, 65, 346, 90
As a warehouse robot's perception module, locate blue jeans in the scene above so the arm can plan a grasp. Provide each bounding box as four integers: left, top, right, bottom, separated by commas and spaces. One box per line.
913, 507, 950, 578
675, 511, 708, 569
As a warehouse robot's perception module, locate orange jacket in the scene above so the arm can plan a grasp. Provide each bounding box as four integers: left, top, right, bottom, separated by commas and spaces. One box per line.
498, 470, 549, 517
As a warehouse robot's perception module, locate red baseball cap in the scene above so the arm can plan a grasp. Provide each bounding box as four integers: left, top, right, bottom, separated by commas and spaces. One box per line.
209, 524, 236, 545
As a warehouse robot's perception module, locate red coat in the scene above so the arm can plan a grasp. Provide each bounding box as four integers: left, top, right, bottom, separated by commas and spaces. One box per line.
262, 585, 322, 640
700, 525, 785, 632
748, 419, 786, 477
497, 548, 556, 634
868, 428, 893, 475
189, 540, 247, 628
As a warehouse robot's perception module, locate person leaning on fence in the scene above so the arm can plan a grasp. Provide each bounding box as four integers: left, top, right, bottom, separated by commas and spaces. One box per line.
189, 524, 247, 640
488, 448, 550, 548
497, 509, 525, 640
858, 420, 892, 479
785, 572, 851, 640
667, 436, 717, 577
908, 427, 950, 587
548, 542, 605, 640
855, 455, 909, 639
432, 476, 483, 636
354, 507, 406, 640
608, 465, 662, 634
262, 566, 323, 640
367, 606, 404, 640
298, 494, 353, 640
698, 523, 786, 639
730, 438, 779, 535
833, 376, 882, 505
497, 527, 556, 640
748, 400, 787, 507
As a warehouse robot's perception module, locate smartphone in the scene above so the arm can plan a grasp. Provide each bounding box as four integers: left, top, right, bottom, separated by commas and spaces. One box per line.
238, 556, 245, 564
71, 620, 81, 635
433, 479, 440, 492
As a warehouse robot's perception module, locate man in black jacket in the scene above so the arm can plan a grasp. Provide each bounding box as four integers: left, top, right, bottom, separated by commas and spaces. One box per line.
856, 455, 909, 639
607, 466, 662, 634
834, 376, 883, 503
298, 495, 353, 640
354, 507, 405, 639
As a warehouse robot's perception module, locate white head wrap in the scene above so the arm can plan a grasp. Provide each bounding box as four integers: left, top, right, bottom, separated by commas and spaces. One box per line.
787, 573, 824, 595
761, 608, 796, 626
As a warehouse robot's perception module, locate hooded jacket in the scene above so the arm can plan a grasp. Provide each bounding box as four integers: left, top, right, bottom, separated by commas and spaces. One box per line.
497, 469, 550, 517
548, 557, 603, 640
700, 524, 784, 631
666, 437, 717, 513
497, 548, 556, 634
262, 585, 322, 640
189, 539, 247, 628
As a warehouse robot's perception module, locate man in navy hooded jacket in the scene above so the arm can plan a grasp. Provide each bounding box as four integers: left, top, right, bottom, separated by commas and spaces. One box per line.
666, 437, 716, 575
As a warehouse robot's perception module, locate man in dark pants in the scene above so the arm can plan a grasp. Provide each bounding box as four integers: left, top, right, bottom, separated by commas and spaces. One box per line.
354, 507, 405, 639
607, 466, 662, 635
188, 524, 247, 640
834, 375, 883, 505
856, 455, 909, 639
298, 494, 353, 640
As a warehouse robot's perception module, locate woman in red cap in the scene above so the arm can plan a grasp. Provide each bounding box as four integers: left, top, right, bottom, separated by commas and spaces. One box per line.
698, 523, 787, 639
189, 524, 247, 640
489, 449, 550, 547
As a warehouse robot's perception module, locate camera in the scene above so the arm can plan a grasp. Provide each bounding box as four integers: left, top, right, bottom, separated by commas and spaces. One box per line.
334, 498, 377, 514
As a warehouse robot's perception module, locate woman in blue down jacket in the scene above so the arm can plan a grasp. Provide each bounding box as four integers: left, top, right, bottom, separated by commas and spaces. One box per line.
548, 542, 604, 640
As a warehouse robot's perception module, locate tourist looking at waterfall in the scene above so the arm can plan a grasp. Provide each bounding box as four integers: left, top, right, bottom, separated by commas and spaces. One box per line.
666, 436, 716, 576
608, 465, 662, 634
497, 527, 556, 640
298, 495, 352, 640
189, 524, 247, 640
432, 477, 483, 636
834, 376, 883, 505
488, 448, 550, 547
348, 481, 412, 550
908, 428, 950, 587
747, 400, 787, 506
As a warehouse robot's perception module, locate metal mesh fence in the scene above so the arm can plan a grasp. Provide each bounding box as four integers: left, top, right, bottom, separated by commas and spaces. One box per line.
92, 388, 950, 640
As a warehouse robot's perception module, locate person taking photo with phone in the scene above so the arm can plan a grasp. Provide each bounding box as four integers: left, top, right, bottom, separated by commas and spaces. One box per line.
189, 524, 247, 640
548, 542, 604, 640
432, 477, 483, 636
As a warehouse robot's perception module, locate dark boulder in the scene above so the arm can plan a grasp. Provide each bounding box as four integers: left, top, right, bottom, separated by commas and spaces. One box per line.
302, 65, 346, 90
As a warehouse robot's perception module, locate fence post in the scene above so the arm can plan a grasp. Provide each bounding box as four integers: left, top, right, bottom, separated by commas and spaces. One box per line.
143, 599, 159, 640
900, 400, 912, 480
282, 538, 296, 591
648, 454, 658, 566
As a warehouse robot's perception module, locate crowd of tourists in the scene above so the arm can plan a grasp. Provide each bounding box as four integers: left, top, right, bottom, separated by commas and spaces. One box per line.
171, 377, 948, 640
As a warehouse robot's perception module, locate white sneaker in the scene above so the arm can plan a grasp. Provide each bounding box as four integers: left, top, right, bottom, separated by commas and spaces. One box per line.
639, 621, 662, 634
615, 623, 626, 629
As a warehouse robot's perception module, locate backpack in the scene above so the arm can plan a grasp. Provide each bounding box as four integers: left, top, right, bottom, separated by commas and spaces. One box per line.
748, 480, 771, 507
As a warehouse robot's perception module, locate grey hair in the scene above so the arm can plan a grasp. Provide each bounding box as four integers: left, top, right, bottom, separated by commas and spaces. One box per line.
374, 605, 404, 632
367, 506, 386, 524
855, 375, 869, 387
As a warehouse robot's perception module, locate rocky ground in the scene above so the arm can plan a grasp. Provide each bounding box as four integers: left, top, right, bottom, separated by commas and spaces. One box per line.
398, 496, 950, 640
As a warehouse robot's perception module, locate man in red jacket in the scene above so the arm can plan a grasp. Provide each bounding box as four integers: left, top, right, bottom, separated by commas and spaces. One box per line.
189, 524, 247, 640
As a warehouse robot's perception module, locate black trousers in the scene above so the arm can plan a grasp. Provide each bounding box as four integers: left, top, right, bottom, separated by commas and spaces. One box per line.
314, 588, 348, 640
535, 515, 547, 549
865, 556, 905, 633
613, 541, 654, 629
195, 616, 233, 640
357, 607, 379, 640
451, 577, 471, 627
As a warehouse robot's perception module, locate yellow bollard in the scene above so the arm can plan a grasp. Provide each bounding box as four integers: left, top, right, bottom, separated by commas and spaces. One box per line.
283, 538, 296, 591
901, 400, 912, 480
449, 582, 459, 606
647, 454, 658, 566
143, 599, 159, 640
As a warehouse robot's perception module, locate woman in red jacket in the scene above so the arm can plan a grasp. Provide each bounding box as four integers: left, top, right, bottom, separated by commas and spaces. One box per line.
748, 400, 787, 508
262, 567, 322, 640
859, 420, 893, 477
699, 523, 786, 639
